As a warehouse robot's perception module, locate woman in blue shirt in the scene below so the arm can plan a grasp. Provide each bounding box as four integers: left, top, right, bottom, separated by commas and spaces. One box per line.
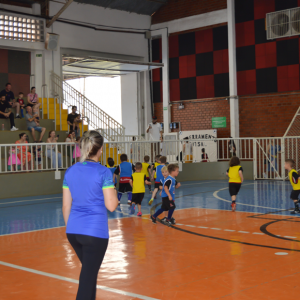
62, 130, 118, 300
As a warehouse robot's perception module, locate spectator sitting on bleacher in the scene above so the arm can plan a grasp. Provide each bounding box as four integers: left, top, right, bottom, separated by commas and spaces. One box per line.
65, 130, 76, 143
0, 83, 21, 118
67, 106, 81, 137
27, 87, 41, 120
0, 95, 19, 131
46, 130, 62, 169
26, 106, 46, 142
17, 92, 26, 118
16, 133, 32, 171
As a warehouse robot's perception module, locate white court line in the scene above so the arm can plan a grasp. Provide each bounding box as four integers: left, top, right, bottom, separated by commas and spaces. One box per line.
284, 236, 297, 239
181, 181, 215, 186
0, 181, 213, 206
213, 184, 285, 210
175, 223, 264, 236
0, 261, 159, 300
0, 196, 62, 205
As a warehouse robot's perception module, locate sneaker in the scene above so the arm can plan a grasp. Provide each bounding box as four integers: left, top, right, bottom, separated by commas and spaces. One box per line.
130, 205, 135, 215
170, 217, 176, 225
10, 126, 18, 131
290, 208, 300, 214
148, 198, 153, 206
150, 215, 156, 224
161, 217, 167, 223
165, 219, 172, 226
231, 203, 236, 212
137, 212, 142, 217
127, 200, 131, 205
16, 115, 21, 119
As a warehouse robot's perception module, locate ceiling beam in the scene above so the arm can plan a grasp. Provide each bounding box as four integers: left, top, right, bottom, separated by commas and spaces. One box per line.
46, 0, 73, 28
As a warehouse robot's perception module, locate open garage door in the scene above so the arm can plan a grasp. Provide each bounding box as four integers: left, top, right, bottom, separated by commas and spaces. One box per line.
62, 56, 164, 78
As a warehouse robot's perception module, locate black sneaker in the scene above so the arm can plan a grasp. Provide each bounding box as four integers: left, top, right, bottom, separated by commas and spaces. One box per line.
16, 115, 21, 119
165, 219, 172, 226
161, 217, 167, 223
150, 215, 156, 224
290, 208, 300, 214
170, 217, 176, 225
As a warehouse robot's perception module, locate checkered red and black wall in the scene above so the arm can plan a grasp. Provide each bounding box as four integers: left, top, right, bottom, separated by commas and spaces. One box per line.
0, 49, 31, 96
236, 0, 300, 95
152, 24, 229, 103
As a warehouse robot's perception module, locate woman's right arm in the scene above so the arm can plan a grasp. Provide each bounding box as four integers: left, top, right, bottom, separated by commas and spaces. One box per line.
62, 188, 73, 225
103, 188, 118, 212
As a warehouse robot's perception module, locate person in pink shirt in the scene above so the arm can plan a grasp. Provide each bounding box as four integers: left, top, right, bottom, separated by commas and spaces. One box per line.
27, 87, 41, 120
73, 136, 81, 163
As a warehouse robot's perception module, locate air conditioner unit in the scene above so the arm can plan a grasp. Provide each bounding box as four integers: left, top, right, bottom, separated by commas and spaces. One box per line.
267, 9, 290, 40
45, 33, 59, 51
291, 7, 300, 35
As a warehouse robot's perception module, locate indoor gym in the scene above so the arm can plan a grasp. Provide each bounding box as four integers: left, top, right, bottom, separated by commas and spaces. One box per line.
1, 0, 300, 300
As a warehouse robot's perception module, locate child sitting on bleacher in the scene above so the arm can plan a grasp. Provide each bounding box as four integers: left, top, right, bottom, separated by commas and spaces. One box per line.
17, 92, 26, 118
7, 147, 21, 171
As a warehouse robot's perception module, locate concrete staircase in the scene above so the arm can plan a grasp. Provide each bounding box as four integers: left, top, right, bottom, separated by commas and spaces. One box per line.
41, 97, 88, 132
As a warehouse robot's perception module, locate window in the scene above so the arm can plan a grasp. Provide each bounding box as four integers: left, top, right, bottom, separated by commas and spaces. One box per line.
0, 14, 44, 42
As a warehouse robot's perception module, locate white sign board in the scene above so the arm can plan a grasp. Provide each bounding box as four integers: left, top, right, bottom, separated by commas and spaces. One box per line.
179, 129, 218, 162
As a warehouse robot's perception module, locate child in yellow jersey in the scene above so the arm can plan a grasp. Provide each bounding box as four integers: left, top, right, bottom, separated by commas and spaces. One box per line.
142, 155, 152, 193
284, 159, 300, 214
226, 156, 244, 212
130, 162, 151, 217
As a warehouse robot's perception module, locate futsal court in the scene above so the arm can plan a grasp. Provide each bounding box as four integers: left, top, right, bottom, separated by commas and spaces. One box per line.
1, 179, 300, 300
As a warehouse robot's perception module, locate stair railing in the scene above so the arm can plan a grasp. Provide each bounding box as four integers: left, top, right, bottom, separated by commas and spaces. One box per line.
50, 72, 125, 140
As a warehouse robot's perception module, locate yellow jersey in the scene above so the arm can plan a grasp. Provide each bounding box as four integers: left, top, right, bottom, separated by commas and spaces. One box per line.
228, 165, 243, 183
141, 162, 150, 178
131, 172, 146, 194
153, 162, 160, 179
289, 169, 300, 190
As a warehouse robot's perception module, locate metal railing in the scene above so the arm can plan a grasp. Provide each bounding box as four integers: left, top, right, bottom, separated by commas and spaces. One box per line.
2, 137, 300, 181
51, 72, 125, 140
0, 142, 77, 173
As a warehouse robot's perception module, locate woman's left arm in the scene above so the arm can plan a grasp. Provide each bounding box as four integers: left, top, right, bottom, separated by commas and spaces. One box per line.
62, 188, 72, 225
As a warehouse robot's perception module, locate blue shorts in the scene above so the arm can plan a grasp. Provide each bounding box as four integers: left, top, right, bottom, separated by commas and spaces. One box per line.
28, 126, 43, 132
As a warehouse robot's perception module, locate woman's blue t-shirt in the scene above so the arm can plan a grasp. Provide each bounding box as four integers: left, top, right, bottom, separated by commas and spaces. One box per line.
63, 161, 114, 239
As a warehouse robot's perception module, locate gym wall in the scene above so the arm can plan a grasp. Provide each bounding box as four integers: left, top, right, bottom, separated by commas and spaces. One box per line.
152, 0, 227, 25
152, 0, 300, 137
0, 49, 31, 96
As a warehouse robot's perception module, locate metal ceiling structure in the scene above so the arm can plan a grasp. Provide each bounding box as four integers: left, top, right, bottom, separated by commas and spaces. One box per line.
4, 0, 168, 16
62, 56, 164, 79
74, 0, 167, 16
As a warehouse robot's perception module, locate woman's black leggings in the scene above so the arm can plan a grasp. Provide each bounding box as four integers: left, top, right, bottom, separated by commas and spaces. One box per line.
67, 234, 108, 300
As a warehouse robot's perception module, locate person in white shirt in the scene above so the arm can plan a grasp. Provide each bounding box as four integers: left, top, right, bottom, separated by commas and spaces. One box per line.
146, 116, 162, 160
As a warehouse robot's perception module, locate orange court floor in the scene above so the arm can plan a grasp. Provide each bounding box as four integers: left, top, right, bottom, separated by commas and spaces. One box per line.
1, 180, 300, 299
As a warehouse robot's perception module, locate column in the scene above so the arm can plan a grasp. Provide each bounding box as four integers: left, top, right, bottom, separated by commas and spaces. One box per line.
227, 0, 239, 137
151, 28, 170, 134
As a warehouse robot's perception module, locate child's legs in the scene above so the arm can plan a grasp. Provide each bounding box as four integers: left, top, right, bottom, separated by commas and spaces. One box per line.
229, 183, 241, 202
137, 204, 141, 212
290, 190, 300, 208
151, 188, 158, 199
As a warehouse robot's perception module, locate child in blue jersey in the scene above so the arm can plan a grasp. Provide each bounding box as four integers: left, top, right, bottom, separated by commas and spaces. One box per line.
151, 164, 181, 225
113, 153, 135, 205
106, 157, 117, 187
159, 166, 170, 222
149, 156, 166, 205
